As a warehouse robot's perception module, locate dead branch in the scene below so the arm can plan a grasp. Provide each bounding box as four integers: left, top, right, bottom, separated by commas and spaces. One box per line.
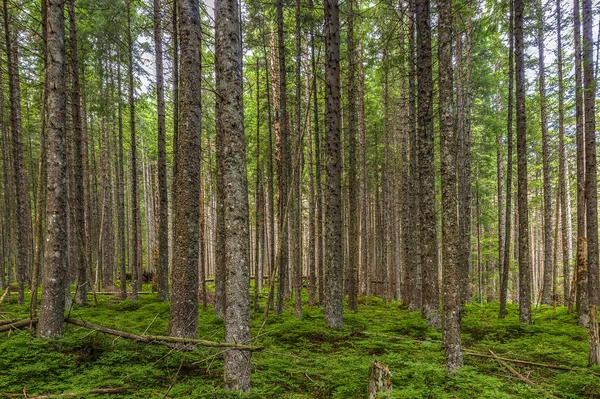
465, 350, 600, 377
3, 386, 138, 398
64, 318, 263, 351
0, 286, 11, 305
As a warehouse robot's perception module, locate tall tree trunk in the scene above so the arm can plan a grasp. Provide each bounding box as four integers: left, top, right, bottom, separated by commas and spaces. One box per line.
574, 0, 589, 327
416, 0, 439, 327
515, 0, 531, 324
439, 0, 463, 372
293, 0, 303, 319
3, 0, 31, 305
556, 0, 571, 305
499, 0, 514, 319
324, 0, 343, 329
215, 0, 251, 387
255, 58, 263, 312
275, 0, 290, 314
347, 0, 358, 312
357, 1, 367, 298
127, 2, 140, 300
537, 0, 553, 306
116, 52, 127, 299
168, 0, 201, 339
38, 0, 67, 338
154, 0, 169, 302
581, 0, 600, 364
494, 73, 504, 304
68, 0, 86, 305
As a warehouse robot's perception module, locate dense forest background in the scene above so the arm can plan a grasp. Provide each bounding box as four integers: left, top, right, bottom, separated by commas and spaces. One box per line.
1, 0, 600, 396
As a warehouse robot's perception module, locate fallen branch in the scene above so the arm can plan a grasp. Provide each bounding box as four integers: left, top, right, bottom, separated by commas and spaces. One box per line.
65, 318, 263, 351
72, 292, 154, 296
0, 286, 10, 305
4, 386, 137, 398
0, 318, 22, 326
488, 350, 559, 399
0, 318, 37, 333
465, 350, 600, 377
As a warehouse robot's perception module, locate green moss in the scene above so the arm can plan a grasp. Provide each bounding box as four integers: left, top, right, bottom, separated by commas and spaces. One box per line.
0, 288, 597, 398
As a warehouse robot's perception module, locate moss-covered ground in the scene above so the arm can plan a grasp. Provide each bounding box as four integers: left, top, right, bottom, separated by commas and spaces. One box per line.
0, 286, 598, 398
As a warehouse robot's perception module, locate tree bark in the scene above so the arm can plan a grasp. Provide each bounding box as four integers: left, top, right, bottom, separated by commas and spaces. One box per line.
573, 0, 589, 328
215, 0, 252, 387
416, 0, 439, 327
154, 0, 169, 302
515, 0, 531, 324
3, 0, 31, 305
324, 0, 343, 329
346, 0, 358, 312
38, 0, 67, 338
439, 0, 463, 373
169, 0, 201, 339
536, 0, 553, 306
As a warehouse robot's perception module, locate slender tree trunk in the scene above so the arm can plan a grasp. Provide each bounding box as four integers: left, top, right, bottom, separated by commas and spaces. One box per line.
416, 0, 439, 327
439, 0, 463, 371
154, 0, 169, 302
38, 0, 67, 338
116, 52, 127, 299
499, 0, 514, 319
346, 0, 358, 312
275, 0, 290, 314
168, 0, 201, 339
574, 0, 589, 327
3, 0, 31, 305
556, 0, 571, 305
536, 0, 553, 306
515, 0, 531, 324
255, 58, 263, 312
324, 0, 343, 329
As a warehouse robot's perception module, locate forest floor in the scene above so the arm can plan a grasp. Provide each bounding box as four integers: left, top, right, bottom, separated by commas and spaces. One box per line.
0, 286, 599, 398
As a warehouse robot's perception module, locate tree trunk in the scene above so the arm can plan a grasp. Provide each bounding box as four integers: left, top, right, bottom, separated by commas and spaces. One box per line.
416, 0, 439, 327
153, 0, 169, 302
536, 0, 553, 306
275, 0, 290, 315
556, 0, 571, 304
324, 0, 343, 329
3, 0, 31, 305
515, 0, 531, 324
439, 0, 463, 373
581, 0, 600, 364
38, 0, 67, 338
214, 0, 252, 387
499, 0, 514, 319
573, 0, 589, 328
169, 0, 201, 339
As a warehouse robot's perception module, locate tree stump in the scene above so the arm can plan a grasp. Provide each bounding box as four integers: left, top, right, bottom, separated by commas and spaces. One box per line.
367, 360, 392, 399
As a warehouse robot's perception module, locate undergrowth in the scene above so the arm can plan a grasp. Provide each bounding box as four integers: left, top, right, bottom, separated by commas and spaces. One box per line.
0, 286, 599, 398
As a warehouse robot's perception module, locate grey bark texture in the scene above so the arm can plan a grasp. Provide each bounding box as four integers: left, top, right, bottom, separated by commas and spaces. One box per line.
38, 0, 67, 338
169, 0, 201, 339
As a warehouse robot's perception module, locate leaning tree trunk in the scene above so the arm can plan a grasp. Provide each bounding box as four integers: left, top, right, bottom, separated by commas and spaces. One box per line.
515, 0, 531, 324
168, 0, 201, 339
324, 0, 343, 329
38, 0, 67, 338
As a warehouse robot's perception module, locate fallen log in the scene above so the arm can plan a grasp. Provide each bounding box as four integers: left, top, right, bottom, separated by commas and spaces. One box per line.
0, 318, 37, 333
465, 350, 600, 376
4, 386, 137, 398
0, 318, 22, 326
65, 318, 263, 351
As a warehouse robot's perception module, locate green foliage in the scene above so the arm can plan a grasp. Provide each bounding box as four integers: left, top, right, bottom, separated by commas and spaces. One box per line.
0, 291, 599, 398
